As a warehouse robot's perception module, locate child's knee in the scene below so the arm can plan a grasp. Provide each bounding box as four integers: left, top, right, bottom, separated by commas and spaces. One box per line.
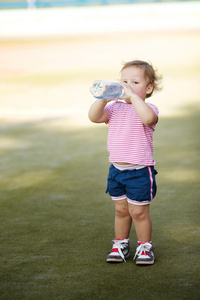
129, 205, 150, 221
115, 202, 129, 218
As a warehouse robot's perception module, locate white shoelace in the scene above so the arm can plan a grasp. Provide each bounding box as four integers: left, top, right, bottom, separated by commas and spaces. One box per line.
134, 242, 152, 260
113, 239, 129, 262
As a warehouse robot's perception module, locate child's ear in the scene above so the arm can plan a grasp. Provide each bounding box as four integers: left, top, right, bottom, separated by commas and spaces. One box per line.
146, 84, 153, 95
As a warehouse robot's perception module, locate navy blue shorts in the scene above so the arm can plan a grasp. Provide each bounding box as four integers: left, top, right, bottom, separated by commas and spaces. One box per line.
106, 164, 158, 205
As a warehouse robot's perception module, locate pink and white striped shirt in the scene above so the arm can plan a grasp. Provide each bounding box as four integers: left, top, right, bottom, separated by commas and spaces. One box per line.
105, 101, 159, 166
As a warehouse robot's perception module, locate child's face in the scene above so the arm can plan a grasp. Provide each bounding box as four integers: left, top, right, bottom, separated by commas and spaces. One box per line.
121, 66, 153, 101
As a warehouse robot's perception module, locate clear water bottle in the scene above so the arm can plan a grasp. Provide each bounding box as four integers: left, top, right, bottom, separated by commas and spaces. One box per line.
90, 80, 125, 100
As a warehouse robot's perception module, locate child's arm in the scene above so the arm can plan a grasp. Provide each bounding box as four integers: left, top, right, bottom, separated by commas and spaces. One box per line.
130, 95, 157, 126
88, 99, 109, 123
120, 83, 158, 126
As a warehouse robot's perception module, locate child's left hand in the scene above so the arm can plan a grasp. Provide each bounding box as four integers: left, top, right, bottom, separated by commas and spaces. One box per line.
119, 82, 134, 102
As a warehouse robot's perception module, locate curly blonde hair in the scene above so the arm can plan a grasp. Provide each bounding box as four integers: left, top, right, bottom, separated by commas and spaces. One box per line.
121, 60, 163, 98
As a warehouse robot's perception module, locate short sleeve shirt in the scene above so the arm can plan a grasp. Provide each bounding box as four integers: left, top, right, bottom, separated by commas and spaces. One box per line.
105, 101, 159, 165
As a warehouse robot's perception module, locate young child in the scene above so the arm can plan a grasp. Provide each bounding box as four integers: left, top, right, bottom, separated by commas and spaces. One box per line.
88, 60, 162, 265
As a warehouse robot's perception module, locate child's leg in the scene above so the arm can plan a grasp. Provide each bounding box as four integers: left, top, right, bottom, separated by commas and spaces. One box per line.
128, 203, 152, 242
114, 199, 132, 239
107, 199, 131, 263
128, 203, 155, 265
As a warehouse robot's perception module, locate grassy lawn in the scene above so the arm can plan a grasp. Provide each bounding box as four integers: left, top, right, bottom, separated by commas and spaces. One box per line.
0, 29, 200, 299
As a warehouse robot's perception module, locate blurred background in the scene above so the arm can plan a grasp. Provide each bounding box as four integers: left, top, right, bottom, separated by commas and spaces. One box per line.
0, 0, 200, 128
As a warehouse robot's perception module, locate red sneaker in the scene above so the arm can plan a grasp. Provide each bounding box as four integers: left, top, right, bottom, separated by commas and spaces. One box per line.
106, 239, 130, 263
134, 242, 155, 265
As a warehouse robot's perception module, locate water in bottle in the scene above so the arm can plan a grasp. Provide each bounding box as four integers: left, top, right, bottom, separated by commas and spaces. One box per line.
90, 80, 125, 100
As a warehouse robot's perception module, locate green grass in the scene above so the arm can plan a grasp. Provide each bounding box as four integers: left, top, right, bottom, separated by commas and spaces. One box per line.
0, 105, 199, 300
1, 28, 200, 299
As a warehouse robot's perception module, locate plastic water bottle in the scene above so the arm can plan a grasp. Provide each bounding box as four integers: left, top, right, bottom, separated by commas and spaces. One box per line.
90, 80, 125, 100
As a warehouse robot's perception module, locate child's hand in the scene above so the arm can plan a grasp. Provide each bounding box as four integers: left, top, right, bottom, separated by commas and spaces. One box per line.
120, 82, 135, 101
99, 98, 117, 103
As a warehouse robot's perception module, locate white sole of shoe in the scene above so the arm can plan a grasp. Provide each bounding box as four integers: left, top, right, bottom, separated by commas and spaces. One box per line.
136, 260, 154, 265
107, 254, 130, 263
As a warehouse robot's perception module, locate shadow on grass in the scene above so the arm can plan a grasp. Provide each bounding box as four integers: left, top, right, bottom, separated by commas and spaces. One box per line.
0, 105, 199, 300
